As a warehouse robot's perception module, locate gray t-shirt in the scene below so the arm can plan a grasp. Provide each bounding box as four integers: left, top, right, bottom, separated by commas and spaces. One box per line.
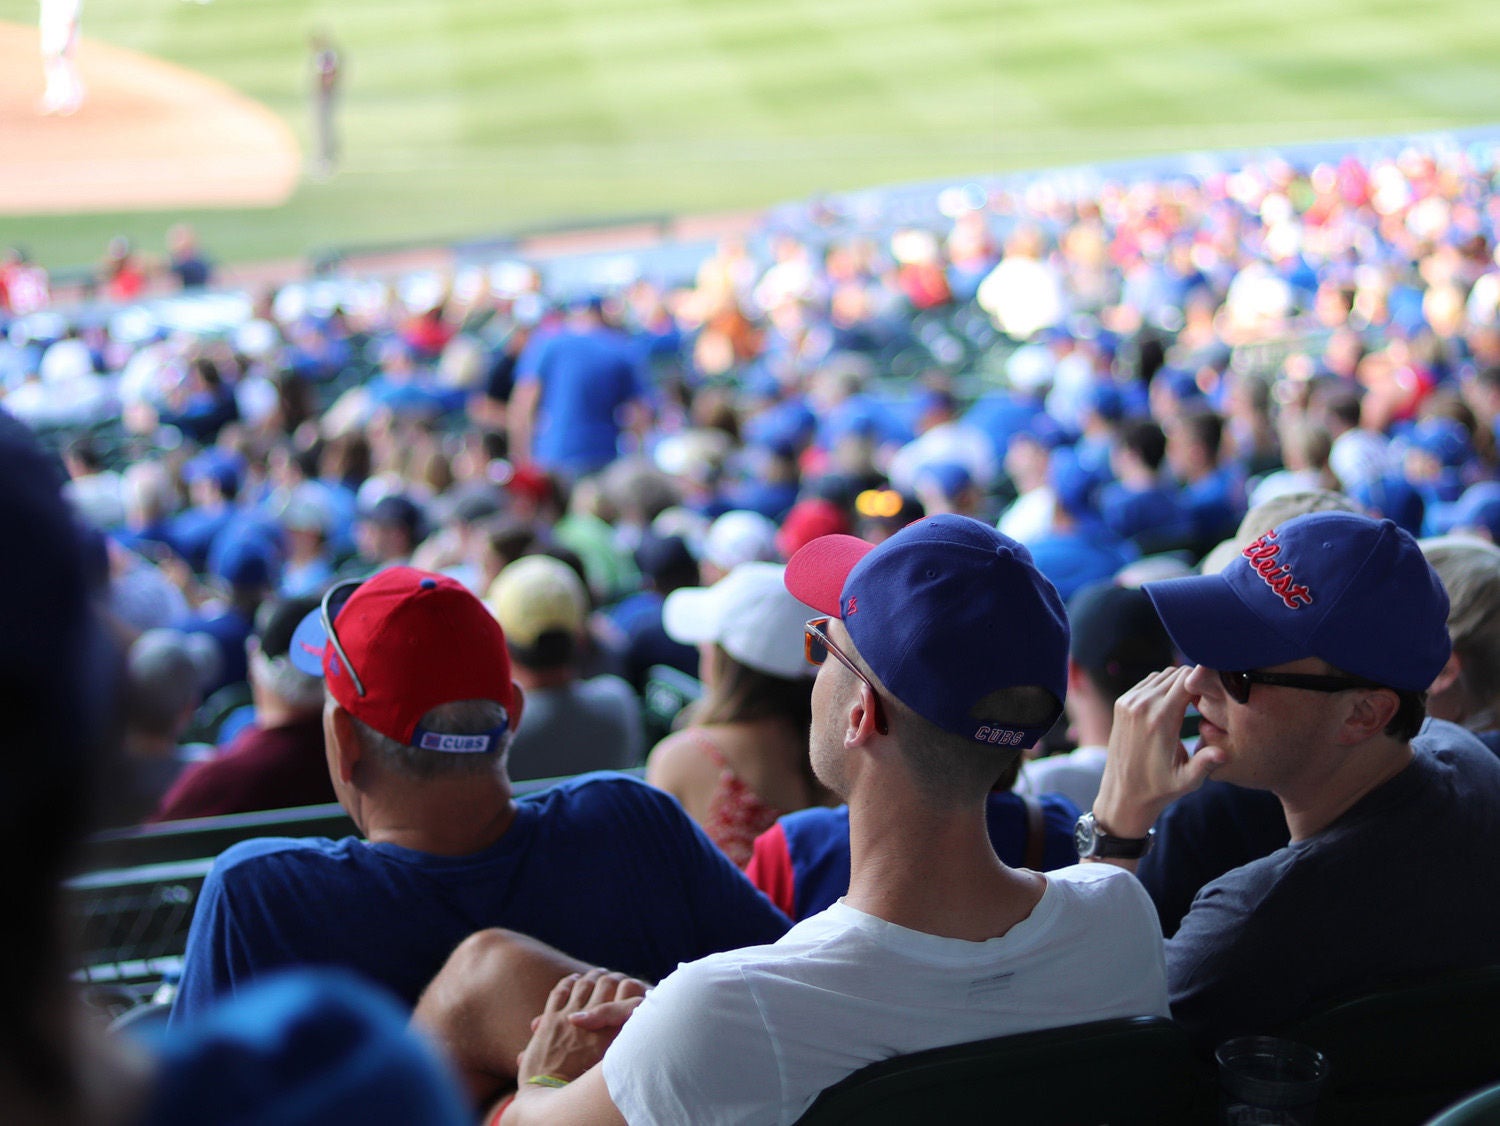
1165, 721, 1500, 1049
506, 675, 644, 782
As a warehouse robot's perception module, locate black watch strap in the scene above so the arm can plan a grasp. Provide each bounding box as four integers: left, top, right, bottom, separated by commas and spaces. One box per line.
1075, 811, 1155, 860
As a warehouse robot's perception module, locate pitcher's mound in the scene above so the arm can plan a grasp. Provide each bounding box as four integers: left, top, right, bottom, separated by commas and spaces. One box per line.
0, 22, 299, 214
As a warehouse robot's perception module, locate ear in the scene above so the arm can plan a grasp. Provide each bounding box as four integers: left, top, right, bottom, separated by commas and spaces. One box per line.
508, 682, 526, 734
1338, 688, 1401, 745
329, 704, 363, 784
1066, 659, 1090, 694
844, 681, 887, 746
1428, 652, 1462, 698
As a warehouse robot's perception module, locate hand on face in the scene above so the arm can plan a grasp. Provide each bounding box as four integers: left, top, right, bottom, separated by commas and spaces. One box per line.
1094, 666, 1225, 837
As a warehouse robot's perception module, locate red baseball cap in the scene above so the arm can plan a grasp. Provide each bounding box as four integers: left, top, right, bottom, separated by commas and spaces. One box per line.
776, 498, 852, 561
290, 567, 518, 753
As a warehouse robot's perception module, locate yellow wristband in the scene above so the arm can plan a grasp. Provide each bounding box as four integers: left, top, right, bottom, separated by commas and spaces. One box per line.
526, 1074, 571, 1089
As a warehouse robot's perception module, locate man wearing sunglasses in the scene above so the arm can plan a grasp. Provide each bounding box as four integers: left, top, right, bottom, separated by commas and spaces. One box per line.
1086, 511, 1500, 1050
170, 566, 790, 1026
475, 515, 1167, 1126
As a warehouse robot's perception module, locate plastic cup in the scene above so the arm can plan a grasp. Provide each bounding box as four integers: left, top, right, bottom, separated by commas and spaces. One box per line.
1216, 1035, 1329, 1125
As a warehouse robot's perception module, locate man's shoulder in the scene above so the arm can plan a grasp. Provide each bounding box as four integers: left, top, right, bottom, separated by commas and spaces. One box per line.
521, 772, 676, 820
576, 673, 639, 707
212, 835, 362, 881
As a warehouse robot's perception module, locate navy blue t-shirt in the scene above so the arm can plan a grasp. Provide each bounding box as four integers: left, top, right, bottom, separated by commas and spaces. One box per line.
171, 774, 789, 1024
1166, 724, 1500, 1049
516, 327, 646, 474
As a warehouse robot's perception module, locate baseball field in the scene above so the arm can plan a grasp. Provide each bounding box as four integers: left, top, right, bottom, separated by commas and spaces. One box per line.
2, 0, 1499, 270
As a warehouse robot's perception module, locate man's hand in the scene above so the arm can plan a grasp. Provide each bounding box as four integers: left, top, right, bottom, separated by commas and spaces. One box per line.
516, 970, 648, 1086
1093, 666, 1224, 846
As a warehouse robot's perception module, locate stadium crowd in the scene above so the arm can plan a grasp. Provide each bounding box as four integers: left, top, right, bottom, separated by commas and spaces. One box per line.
8, 134, 1500, 1122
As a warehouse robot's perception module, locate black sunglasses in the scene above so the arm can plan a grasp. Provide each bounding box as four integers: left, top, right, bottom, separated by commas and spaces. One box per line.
804, 617, 888, 735
321, 578, 366, 697
1217, 668, 1385, 706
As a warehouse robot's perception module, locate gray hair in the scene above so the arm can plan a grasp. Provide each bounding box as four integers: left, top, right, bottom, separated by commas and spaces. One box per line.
351, 698, 511, 780
249, 647, 324, 711
126, 629, 215, 737
122, 461, 177, 524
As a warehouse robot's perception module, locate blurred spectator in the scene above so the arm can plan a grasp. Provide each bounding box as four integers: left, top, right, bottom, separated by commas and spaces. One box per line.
103, 628, 218, 826
61, 433, 125, 530
886, 387, 998, 493
486, 555, 643, 781
977, 224, 1066, 340
996, 430, 1058, 544
1165, 408, 1245, 558
1419, 536, 1500, 754
343, 493, 425, 578
100, 235, 147, 303
167, 223, 214, 290
698, 509, 779, 585
175, 534, 278, 694
152, 595, 335, 822
508, 298, 649, 478
1027, 457, 1137, 602
773, 497, 850, 561
648, 563, 825, 866
276, 484, 338, 597
1100, 419, 1192, 552
913, 460, 982, 519
601, 532, 700, 691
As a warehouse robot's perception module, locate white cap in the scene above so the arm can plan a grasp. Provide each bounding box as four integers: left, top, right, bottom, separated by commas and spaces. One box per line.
703, 510, 779, 572
663, 562, 816, 680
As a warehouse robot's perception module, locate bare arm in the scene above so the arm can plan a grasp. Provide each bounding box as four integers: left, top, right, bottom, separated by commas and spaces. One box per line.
508, 379, 541, 466
411, 929, 593, 1106
644, 731, 718, 828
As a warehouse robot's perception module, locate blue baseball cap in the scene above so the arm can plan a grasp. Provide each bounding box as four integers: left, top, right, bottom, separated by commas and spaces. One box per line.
1406, 417, 1474, 470
1144, 512, 1450, 692
1425, 481, 1500, 541
183, 449, 244, 496
785, 514, 1068, 748
915, 461, 974, 499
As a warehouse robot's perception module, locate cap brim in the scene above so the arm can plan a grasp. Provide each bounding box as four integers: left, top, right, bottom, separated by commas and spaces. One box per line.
784, 534, 874, 617
1144, 572, 1305, 672
662, 586, 723, 646
288, 609, 331, 677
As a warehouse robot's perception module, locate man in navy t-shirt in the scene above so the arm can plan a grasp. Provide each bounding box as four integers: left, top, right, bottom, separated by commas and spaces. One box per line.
171, 567, 788, 1027
508, 299, 648, 478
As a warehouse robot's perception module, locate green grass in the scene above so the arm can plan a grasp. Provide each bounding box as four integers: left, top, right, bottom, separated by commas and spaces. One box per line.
4, 0, 1500, 270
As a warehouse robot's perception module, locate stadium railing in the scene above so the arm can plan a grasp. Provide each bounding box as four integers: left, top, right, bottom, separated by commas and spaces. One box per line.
69, 767, 650, 1003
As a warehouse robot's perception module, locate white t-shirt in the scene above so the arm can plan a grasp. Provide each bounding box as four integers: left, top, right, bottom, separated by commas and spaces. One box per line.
602, 865, 1167, 1126
1021, 745, 1109, 813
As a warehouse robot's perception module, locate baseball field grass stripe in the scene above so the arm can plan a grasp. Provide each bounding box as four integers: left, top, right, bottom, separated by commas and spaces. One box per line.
1, 0, 1498, 266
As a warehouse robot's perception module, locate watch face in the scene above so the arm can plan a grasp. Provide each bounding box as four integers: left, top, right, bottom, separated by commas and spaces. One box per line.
1074, 814, 1095, 858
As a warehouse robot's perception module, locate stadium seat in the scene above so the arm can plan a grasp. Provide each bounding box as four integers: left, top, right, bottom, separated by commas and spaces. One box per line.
184, 681, 253, 745
641, 664, 702, 746
1278, 965, 1500, 1126
792, 1015, 1210, 1126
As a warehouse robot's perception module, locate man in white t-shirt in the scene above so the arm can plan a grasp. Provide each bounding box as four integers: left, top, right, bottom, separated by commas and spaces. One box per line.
418, 516, 1168, 1125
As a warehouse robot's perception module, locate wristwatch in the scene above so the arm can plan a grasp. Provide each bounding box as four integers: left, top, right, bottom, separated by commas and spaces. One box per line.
1074, 811, 1155, 860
